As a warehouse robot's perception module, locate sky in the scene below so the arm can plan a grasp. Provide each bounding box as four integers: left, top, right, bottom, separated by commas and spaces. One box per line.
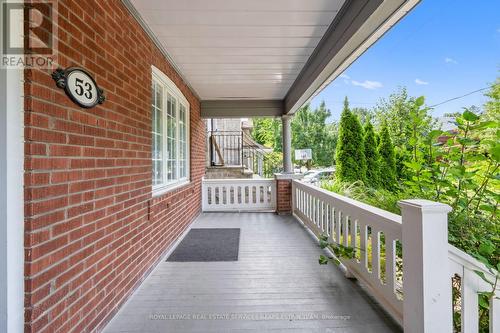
310, 0, 500, 122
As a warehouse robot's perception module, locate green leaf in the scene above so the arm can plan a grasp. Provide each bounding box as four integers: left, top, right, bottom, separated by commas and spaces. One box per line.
415, 96, 425, 107
479, 204, 496, 212
429, 129, 443, 140
478, 295, 489, 309
403, 161, 421, 171
472, 120, 497, 130
449, 166, 465, 176
462, 110, 479, 122
478, 241, 495, 256
474, 270, 493, 285
319, 255, 329, 265
489, 144, 500, 162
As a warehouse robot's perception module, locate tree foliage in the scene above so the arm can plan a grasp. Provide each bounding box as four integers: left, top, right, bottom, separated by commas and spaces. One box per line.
378, 123, 397, 189
373, 88, 436, 180
363, 120, 381, 187
252, 101, 337, 168
335, 97, 366, 182
251, 117, 282, 151
351, 107, 372, 126
292, 101, 337, 167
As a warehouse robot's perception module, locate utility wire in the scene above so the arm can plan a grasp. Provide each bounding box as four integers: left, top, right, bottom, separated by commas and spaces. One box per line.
428, 83, 498, 108
324, 84, 498, 110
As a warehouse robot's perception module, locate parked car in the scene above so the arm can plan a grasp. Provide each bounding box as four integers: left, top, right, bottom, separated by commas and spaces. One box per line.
302, 168, 335, 185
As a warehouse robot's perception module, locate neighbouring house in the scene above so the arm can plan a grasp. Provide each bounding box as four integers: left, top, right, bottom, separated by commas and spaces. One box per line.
0, 1, 497, 333
206, 118, 275, 178
436, 116, 459, 144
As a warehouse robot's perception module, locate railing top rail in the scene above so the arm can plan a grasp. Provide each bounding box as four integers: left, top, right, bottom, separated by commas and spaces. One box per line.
448, 244, 496, 279
293, 179, 402, 225
202, 178, 275, 184
209, 130, 242, 134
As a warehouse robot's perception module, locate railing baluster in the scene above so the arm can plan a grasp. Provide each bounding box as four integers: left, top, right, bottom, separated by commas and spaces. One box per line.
385, 237, 396, 293
491, 297, 500, 332
360, 223, 367, 270
350, 219, 357, 259
372, 230, 380, 281
462, 269, 479, 332
208, 185, 213, 205
335, 210, 341, 246
329, 206, 335, 243
343, 214, 349, 247
320, 200, 326, 233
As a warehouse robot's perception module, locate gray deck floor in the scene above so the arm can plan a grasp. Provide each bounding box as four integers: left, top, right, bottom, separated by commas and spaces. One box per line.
104, 213, 401, 333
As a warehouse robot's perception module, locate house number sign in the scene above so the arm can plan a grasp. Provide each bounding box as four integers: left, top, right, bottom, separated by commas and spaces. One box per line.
52, 67, 105, 108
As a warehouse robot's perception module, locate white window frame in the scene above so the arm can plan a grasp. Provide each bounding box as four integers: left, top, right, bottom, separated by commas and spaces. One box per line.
151, 66, 190, 196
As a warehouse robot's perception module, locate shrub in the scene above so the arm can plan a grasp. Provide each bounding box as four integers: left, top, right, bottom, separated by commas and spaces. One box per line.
335, 97, 367, 183
378, 123, 397, 189
363, 121, 381, 187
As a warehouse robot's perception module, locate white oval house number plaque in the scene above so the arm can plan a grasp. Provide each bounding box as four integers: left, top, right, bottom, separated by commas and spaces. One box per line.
52, 67, 105, 108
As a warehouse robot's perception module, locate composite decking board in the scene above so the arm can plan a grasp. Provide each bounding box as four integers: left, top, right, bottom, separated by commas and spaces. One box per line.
103, 213, 401, 333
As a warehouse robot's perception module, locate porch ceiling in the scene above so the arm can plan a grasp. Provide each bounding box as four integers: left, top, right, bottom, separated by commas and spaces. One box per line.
126, 0, 420, 116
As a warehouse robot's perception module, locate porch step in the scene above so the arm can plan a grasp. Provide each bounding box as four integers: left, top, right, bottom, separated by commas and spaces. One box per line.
205, 166, 253, 179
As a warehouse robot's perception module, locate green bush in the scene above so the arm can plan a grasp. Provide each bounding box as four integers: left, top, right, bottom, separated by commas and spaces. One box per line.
378, 124, 397, 190
363, 121, 381, 187
335, 97, 367, 183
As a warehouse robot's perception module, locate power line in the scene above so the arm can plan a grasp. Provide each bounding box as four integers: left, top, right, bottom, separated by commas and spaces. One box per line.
428, 84, 498, 108
321, 83, 498, 110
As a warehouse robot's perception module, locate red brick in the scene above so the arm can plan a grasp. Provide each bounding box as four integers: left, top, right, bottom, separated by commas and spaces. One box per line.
50, 145, 82, 156
23, 1, 205, 331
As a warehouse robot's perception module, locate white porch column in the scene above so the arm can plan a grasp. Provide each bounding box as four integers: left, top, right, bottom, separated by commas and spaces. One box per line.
399, 199, 452, 333
281, 115, 292, 173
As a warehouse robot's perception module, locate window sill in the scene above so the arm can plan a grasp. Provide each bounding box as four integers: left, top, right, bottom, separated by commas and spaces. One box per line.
152, 180, 191, 198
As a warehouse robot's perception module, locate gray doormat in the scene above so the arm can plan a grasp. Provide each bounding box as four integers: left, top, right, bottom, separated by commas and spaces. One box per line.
167, 228, 240, 262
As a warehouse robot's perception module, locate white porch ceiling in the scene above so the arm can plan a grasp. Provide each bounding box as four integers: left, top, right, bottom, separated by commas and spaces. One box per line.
129, 0, 345, 100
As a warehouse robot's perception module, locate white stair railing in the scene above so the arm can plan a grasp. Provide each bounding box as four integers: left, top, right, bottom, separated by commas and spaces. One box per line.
202, 179, 276, 212
292, 180, 499, 333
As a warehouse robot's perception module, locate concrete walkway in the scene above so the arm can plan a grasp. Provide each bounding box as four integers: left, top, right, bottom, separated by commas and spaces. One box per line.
104, 213, 401, 333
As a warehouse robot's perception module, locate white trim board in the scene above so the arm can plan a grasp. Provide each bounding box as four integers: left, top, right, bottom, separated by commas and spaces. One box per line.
0, 65, 25, 332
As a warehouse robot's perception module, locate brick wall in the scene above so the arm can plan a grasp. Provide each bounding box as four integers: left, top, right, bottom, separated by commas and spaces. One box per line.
23, 1, 205, 332
276, 179, 292, 214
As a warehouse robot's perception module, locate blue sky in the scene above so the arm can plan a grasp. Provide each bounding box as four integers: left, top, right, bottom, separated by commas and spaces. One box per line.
310, 0, 500, 121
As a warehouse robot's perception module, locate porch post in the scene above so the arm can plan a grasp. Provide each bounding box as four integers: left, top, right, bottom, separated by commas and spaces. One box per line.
398, 199, 452, 333
281, 115, 292, 173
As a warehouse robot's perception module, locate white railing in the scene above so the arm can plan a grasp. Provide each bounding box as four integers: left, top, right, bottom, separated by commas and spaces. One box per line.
202, 178, 276, 212
448, 246, 500, 332
292, 180, 499, 333
292, 180, 404, 325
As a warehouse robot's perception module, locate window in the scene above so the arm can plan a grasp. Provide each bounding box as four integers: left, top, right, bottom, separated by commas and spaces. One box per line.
151, 67, 189, 194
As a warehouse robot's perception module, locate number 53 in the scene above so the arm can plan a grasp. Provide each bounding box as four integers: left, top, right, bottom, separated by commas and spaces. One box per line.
75, 78, 93, 99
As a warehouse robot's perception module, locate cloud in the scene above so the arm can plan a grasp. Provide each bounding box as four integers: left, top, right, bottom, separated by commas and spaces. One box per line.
415, 78, 429, 85
339, 73, 350, 79
351, 80, 383, 90
444, 57, 458, 64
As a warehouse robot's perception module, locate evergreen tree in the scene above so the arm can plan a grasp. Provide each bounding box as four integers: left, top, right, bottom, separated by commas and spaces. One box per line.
363, 121, 381, 187
335, 97, 366, 182
378, 123, 397, 189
